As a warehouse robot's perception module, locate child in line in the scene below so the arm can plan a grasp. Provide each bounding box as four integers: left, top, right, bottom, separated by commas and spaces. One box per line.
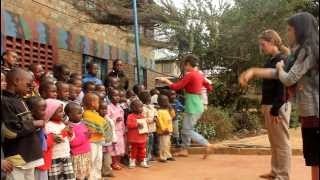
139, 91, 157, 162
29, 64, 45, 91
150, 89, 160, 106
127, 99, 150, 168
98, 101, 116, 178
69, 84, 78, 103
119, 90, 129, 123
96, 84, 110, 104
82, 93, 112, 180
65, 102, 91, 180
25, 96, 48, 180
157, 95, 175, 163
39, 82, 58, 99
68, 78, 84, 105
167, 90, 184, 147
107, 89, 126, 170
45, 99, 75, 180
83, 81, 96, 94
56, 81, 70, 106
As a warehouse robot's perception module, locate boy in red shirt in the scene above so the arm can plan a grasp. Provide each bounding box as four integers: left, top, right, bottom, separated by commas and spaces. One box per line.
127, 99, 150, 168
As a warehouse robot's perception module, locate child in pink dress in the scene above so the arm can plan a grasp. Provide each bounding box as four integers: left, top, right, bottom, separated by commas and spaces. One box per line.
107, 89, 125, 170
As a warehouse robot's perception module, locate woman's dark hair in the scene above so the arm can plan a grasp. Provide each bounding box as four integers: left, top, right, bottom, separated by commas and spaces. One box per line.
288, 12, 319, 63
113, 59, 122, 68
182, 54, 199, 67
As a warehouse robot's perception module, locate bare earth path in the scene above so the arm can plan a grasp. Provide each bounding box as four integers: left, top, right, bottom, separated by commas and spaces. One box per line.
114, 155, 309, 180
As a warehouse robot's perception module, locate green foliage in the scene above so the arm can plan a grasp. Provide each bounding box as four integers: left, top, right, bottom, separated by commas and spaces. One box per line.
290, 104, 300, 128
195, 121, 216, 140
197, 107, 235, 140
232, 111, 262, 131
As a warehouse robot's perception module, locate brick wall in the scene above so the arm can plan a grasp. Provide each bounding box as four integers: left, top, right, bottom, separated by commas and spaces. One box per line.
2, 0, 154, 59
2, 0, 170, 90
57, 49, 82, 73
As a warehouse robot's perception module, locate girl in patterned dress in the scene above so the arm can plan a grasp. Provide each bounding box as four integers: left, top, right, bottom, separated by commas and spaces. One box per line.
107, 89, 126, 170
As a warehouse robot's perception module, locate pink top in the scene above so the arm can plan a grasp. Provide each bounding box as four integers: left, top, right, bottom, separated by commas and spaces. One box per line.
107, 103, 125, 133
69, 122, 91, 156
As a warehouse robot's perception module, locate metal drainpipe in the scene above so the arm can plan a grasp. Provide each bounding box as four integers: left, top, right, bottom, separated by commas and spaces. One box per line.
132, 0, 141, 84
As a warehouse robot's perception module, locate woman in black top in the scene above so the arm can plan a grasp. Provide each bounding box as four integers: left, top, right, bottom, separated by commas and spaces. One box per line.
105, 59, 129, 90
257, 30, 292, 180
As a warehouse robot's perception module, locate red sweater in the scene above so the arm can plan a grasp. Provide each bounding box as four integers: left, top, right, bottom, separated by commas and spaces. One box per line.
170, 70, 213, 94
36, 133, 54, 171
127, 114, 147, 144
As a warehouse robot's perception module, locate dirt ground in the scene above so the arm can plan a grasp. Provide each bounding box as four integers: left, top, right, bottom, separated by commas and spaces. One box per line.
113, 155, 309, 180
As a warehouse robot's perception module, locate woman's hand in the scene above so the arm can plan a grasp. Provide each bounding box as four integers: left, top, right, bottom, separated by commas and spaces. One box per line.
1, 160, 13, 173
239, 69, 254, 88
276, 60, 285, 71
156, 77, 172, 85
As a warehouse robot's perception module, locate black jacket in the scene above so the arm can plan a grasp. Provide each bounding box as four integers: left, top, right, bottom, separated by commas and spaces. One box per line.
261, 53, 287, 116
105, 70, 129, 90
1, 91, 42, 163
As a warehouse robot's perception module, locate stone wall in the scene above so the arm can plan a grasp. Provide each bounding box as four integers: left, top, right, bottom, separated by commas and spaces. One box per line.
2, 0, 165, 90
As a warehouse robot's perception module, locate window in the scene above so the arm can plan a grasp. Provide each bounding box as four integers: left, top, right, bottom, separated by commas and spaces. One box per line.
3, 36, 56, 71
82, 55, 108, 82
162, 63, 172, 73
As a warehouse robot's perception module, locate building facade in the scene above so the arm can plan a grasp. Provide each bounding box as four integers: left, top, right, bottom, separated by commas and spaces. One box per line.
1, 0, 163, 89
155, 57, 181, 78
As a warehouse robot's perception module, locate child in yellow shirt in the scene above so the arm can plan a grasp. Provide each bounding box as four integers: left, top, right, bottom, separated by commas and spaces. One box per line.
156, 95, 176, 162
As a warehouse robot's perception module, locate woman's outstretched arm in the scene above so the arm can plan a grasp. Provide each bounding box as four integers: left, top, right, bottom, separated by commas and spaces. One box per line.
239, 68, 277, 87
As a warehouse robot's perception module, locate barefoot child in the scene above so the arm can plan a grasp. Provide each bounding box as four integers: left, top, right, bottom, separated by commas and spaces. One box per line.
157, 95, 175, 163
107, 89, 126, 170
45, 99, 75, 180
65, 102, 91, 180
127, 99, 150, 168
82, 93, 112, 180
98, 101, 116, 178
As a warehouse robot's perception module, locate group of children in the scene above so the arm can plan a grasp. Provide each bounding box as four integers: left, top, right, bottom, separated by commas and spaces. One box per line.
1, 62, 184, 180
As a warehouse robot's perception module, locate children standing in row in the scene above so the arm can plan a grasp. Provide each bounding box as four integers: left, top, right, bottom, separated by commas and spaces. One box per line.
82, 93, 112, 180
1, 62, 183, 180
127, 99, 150, 168
98, 101, 116, 178
139, 91, 157, 162
44, 99, 75, 180
157, 95, 175, 162
65, 102, 91, 180
107, 89, 126, 170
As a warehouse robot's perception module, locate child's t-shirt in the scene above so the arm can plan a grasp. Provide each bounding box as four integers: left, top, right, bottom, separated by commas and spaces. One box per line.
157, 109, 174, 135
69, 121, 91, 156
127, 113, 148, 144
142, 104, 157, 133
45, 121, 72, 159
